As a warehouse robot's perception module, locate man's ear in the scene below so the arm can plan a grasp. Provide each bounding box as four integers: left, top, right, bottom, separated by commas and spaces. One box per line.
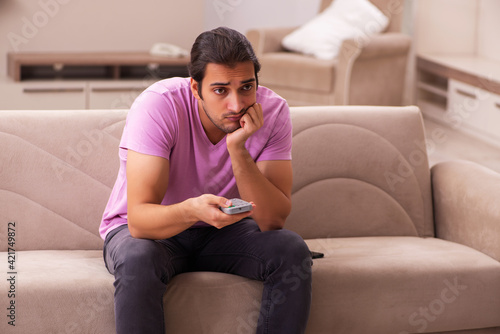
190, 78, 202, 101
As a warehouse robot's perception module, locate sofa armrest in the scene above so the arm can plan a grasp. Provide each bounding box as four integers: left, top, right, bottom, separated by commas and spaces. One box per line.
334, 32, 411, 105
246, 27, 296, 56
432, 160, 500, 262
336, 32, 411, 63
356, 32, 411, 59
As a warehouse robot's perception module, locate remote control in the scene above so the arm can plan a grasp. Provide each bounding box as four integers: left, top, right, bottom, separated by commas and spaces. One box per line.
220, 198, 253, 215
310, 251, 324, 259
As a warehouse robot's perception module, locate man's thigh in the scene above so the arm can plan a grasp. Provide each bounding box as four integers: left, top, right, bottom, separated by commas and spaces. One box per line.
193, 219, 310, 281
104, 225, 193, 282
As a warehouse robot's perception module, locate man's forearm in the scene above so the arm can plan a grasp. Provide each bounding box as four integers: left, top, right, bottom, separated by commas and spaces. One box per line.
228, 146, 291, 231
128, 195, 256, 239
128, 201, 196, 240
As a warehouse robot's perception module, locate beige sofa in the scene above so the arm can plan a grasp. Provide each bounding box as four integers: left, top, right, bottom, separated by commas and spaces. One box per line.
1, 106, 499, 334
247, 0, 411, 106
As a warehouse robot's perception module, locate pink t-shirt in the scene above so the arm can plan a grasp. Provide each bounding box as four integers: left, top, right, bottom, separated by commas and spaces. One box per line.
99, 77, 292, 239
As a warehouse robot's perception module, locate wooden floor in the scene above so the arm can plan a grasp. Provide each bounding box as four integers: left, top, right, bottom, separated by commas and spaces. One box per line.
423, 116, 500, 173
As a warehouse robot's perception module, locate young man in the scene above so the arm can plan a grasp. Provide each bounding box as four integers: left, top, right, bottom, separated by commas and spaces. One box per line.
100, 27, 312, 334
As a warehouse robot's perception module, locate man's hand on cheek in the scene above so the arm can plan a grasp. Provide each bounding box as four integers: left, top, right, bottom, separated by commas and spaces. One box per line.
227, 103, 263, 150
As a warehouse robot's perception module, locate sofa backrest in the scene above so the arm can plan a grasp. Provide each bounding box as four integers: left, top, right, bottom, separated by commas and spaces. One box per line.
0, 106, 434, 251
0, 110, 127, 251
318, 0, 404, 33
287, 106, 434, 239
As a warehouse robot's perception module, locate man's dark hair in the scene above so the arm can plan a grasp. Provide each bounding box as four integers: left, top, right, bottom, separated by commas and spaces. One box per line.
188, 26, 261, 99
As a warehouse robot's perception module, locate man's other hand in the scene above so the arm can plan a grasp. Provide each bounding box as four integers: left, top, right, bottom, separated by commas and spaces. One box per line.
226, 103, 264, 150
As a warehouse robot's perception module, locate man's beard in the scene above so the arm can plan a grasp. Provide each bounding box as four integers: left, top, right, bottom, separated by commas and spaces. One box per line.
201, 101, 246, 134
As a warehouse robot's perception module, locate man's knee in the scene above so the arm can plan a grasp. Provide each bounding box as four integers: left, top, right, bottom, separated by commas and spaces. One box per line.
113, 237, 167, 284
266, 230, 312, 275
275, 230, 310, 258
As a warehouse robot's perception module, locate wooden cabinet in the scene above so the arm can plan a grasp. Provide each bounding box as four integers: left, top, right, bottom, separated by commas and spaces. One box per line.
1, 52, 188, 110
87, 81, 154, 109
0, 81, 86, 110
447, 79, 500, 138
0, 79, 157, 110
414, 0, 500, 146
7, 52, 189, 82
416, 54, 500, 145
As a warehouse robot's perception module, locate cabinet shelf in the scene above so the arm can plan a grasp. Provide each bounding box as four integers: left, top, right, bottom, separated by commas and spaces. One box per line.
416, 53, 500, 147
417, 54, 500, 96
7, 52, 190, 81
417, 81, 447, 98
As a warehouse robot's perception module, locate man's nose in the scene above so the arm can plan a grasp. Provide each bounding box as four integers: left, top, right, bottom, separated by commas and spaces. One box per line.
227, 93, 245, 112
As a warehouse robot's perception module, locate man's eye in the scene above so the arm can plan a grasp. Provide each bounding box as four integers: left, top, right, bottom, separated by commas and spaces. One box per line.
214, 88, 226, 95
241, 85, 253, 91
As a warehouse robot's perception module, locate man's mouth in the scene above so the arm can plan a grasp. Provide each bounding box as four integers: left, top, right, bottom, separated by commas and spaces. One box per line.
225, 112, 245, 122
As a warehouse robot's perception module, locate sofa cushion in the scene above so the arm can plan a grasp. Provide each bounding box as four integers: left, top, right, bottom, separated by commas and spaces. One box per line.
305, 236, 500, 333
260, 52, 337, 93
282, 0, 389, 60
164, 272, 263, 333
13, 244, 498, 334
0, 250, 115, 333
288, 106, 435, 239
57, 235, 500, 334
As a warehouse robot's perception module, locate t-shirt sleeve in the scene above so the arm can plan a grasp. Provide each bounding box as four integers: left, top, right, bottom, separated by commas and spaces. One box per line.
120, 91, 177, 160
256, 100, 292, 162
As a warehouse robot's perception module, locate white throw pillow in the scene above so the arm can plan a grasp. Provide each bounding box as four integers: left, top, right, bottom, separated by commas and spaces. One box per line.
282, 0, 389, 60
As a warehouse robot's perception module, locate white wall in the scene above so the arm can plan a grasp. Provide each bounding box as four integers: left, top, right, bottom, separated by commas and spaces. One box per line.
477, 0, 500, 62
203, 0, 321, 34
414, 0, 500, 62
414, 0, 478, 55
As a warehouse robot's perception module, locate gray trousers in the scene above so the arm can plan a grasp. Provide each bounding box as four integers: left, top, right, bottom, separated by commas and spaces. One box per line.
103, 219, 312, 334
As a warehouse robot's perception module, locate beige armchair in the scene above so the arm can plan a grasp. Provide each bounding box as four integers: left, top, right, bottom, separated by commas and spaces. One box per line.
247, 0, 411, 106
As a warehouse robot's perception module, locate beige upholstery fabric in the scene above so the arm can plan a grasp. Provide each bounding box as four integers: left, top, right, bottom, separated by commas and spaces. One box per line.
162, 236, 500, 334
0, 110, 125, 251
164, 272, 263, 333
432, 160, 500, 262
305, 237, 500, 333
259, 53, 337, 93
3, 250, 115, 332
426, 330, 500, 334
1, 106, 499, 334
248, 0, 411, 106
288, 106, 434, 238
